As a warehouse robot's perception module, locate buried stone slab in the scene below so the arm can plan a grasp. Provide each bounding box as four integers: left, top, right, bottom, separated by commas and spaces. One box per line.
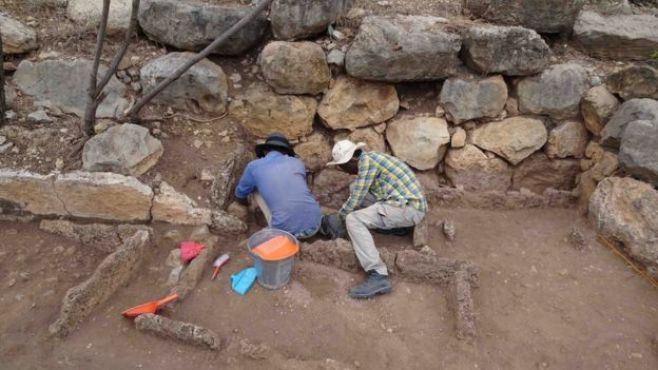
170, 233, 218, 300
49, 230, 152, 336
0, 170, 66, 216
39, 219, 152, 253
451, 269, 477, 340
82, 123, 164, 176
135, 313, 221, 351
152, 182, 212, 226
210, 143, 252, 210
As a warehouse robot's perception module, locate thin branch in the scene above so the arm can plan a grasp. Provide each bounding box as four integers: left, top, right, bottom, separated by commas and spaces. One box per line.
83, 0, 111, 136
0, 27, 5, 127
96, 0, 140, 98
126, 0, 273, 121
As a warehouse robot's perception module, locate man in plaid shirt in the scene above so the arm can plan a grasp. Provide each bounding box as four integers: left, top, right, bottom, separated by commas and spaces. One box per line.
327, 140, 427, 299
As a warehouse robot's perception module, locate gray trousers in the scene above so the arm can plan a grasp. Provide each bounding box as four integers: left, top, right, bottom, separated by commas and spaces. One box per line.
345, 197, 425, 276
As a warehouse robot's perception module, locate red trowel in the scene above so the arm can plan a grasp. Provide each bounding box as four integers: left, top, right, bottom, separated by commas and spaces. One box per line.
121, 293, 179, 318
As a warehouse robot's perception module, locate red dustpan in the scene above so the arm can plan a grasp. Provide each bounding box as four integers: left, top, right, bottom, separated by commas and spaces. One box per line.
121, 294, 178, 318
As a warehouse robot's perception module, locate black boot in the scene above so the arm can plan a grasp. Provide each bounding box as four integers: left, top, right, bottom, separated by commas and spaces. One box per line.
349, 271, 392, 299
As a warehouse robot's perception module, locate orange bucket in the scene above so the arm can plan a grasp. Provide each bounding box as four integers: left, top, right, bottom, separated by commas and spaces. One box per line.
251, 235, 299, 261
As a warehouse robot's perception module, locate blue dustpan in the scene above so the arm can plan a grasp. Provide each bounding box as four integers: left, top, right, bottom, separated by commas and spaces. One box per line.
231, 267, 257, 296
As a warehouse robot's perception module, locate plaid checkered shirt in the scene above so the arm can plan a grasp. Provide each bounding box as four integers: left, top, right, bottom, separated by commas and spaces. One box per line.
339, 151, 428, 217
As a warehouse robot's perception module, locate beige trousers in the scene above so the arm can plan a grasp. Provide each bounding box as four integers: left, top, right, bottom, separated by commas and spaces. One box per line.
345, 200, 425, 276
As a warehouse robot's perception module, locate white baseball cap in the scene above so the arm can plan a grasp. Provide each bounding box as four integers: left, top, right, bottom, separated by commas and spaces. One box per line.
327, 140, 367, 166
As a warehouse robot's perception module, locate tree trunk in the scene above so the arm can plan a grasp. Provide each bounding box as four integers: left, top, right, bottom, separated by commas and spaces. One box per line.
83, 0, 111, 136
126, 0, 274, 121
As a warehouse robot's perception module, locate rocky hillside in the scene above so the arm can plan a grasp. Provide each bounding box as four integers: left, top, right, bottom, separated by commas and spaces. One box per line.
1, 0, 658, 275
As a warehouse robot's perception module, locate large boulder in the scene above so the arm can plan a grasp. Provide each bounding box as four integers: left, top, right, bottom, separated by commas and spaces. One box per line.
601, 98, 658, 147
152, 182, 212, 225
606, 65, 658, 101
580, 85, 620, 136
589, 177, 658, 278
344, 127, 387, 153
140, 52, 228, 114
317, 76, 399, 130
54, 172, 153, 222
345, 16, 462, 82
463, 0, 585, 34
229, 83, 316, 140
258, 41, 330, 95
13, 59, 128, 118
270, 0, 353, 40
545, 120, 589, 159
470, 117, 548, 165
82, 124, 164, 176
619, 120, 658, 186
461, 24, 551, 76
511, 153, 580, 193
517, 63, 589, 119
67, 0, 132, 34
386, 116, 450, 170
573, 11, 658, 61
444, 144, 512, 192
439, 75, 508, 124
0, 13, 38, 54
138, 0, 268, 56
0, 170, 66, 216
294, 133, 333, 173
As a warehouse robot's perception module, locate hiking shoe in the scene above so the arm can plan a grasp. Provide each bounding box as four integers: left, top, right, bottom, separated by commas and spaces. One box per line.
373, 227, 413, 236
349, 271, 392, 299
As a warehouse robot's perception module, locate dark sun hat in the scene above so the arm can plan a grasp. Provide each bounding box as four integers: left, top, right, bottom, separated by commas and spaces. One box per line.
255, 132, 296, 158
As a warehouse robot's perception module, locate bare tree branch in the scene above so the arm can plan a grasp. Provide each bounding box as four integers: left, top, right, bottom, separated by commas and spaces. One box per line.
96, 0, 141, 98
0, 27, 5, 127
83, 0, 111, 136
125, 0, 273, 121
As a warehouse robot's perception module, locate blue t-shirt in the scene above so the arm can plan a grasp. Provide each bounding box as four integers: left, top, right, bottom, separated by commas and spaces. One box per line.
234, 151, 321, 235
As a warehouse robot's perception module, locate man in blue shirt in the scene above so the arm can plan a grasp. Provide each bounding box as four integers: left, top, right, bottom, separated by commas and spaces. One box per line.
234, 133, 322, 239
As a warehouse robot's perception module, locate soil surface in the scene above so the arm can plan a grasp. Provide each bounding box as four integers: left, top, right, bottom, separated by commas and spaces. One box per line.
1, 208, 657, 370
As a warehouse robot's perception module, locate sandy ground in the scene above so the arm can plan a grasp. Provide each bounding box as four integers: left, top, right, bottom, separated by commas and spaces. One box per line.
1, 208, 657, 370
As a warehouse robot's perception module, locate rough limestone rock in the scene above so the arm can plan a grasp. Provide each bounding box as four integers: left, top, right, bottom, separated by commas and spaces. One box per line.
386, 117, 450, 170
517, 63, 589, 119
82, 124, 163, 176
210, 143, 252, 210
573, 11, 658, 61
619, 120, 658, 185
312, 169, 354, 209
271, 0, 353, 40
135, 314, 221, 351
589, 177, 658, 278
512, 153, 580, 193
345, 16, 462, 82
258, 41, 330, 95
0, 170, 65, 215
210, 210, 248, 235
545, 120, 589, 159
318, 76, 399, 130
152, 182, 212, 225
444, 144, 512, 192
138, 0, 268, 56
344, 127, 387, 153
300, 239, 360, 272
4, 85, 16, 109
461, 24, 551, 76
49, 230, 151, 336
13, 59, 128, 118
294, 133, 332, 173
395, 250, 479, 286
67, 0, 131, 34
230, 83, 316, 140
601, 98, 658, 147
577, 151, 619, 214
463, 0, 585, 34
54, 172, 153, 222
607, 65, 658, 101
39, 219, 151, 253
440, 75, 508, 124
0, 13, 38, 54
580, 85, 620, 136
451, 127, 467, 148
141, 52, 228, 114
471, 117, 548, 165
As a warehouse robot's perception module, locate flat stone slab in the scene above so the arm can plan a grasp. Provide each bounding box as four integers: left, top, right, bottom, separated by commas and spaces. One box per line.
39, 219, 152, 253
135, 314, 221, 350
0, 170, 65, 216
50, 230, 152, 336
